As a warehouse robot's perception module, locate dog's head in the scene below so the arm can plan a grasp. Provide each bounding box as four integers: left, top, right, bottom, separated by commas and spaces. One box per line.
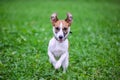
51, 13, 73, 42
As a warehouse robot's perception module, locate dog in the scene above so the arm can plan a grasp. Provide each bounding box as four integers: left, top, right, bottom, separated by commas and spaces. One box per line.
48, 13, 73, 73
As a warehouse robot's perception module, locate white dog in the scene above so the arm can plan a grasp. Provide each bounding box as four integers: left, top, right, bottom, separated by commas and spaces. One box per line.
48, 13, 72, 73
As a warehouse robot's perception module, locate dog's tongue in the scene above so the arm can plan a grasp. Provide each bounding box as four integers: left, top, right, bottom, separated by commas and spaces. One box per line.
59, 39, 63, 43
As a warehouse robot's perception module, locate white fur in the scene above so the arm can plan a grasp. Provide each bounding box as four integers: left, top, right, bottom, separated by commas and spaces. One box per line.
58, 23, 64, 37
48, 37, 69, 73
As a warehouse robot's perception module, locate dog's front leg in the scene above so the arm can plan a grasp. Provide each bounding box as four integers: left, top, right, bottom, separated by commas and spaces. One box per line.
55, 53, 67, 69
48, 51, 56, 67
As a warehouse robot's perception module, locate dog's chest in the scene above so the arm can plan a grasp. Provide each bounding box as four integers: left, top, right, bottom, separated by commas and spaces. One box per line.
52, 44, 66, 57
49, 38, 68, 57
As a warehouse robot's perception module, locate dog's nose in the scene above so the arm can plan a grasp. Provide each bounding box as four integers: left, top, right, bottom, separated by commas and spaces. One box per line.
59, 36, 63, 39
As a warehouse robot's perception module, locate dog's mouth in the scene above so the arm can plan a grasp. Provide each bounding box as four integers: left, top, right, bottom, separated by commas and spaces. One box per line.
58, 39, 64, 43
54, 35, 66, 43
57, 35, 64, 43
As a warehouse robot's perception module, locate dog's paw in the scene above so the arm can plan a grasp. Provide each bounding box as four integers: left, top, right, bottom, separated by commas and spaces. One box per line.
53, 62, 56, 67
55, 62, 61, 69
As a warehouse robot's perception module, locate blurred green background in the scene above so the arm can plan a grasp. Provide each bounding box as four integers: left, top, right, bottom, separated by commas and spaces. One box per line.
0, 0, 120, 79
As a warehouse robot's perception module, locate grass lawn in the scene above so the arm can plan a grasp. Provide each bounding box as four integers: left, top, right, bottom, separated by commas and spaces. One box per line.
0, 0, 120, 79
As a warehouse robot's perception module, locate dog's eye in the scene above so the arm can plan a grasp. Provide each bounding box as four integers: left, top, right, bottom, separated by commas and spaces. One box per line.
63, 28, 67, 31
55, 27, 60, 31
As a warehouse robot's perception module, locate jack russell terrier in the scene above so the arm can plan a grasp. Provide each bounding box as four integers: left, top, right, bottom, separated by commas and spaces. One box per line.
48, 13, 73, 73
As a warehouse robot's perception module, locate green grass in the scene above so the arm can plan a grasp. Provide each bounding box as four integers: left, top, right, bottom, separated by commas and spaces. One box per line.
0, 0, 120, 79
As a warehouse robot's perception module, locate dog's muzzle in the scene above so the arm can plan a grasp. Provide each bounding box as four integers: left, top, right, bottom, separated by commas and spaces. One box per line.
54, 35, 65, 43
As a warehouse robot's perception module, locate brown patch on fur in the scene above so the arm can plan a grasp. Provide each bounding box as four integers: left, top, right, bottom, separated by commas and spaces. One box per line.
51, 13, 72, 27
53, 20, 70, 28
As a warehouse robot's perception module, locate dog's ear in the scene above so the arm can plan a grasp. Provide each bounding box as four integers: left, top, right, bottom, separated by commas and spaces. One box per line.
65, 13, 73, 26
51, 13, 58, 26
